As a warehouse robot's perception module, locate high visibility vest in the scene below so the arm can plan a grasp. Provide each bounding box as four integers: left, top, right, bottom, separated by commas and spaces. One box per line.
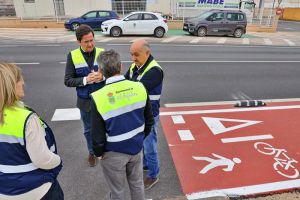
129, 59, 163, 117
0, 106, 62, 195
91, 78, 147, 155
71, 47, 104, 99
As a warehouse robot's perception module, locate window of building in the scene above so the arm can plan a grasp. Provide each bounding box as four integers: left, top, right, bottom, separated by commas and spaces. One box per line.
24, 0, 35, 3
112, 0, 146, 15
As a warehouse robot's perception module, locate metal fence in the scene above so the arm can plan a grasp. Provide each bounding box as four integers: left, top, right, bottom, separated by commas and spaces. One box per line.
112, 0, 146, 16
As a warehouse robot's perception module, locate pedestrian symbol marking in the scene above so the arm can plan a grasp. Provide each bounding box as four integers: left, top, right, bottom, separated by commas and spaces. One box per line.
202, 117, 262, 135
193, 153, 241, 174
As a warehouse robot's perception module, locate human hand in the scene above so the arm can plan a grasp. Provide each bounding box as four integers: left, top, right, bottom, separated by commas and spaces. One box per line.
93, 71, 103, 82
86, 72, 96, 84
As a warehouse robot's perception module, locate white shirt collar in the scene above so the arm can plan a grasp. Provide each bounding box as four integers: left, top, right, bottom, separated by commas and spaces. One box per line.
106, 75, 125, 84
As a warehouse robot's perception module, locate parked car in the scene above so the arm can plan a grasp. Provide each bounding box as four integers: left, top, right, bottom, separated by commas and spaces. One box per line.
101, 11, 168, 38
64, 10, 119, 31
183, 9, 247, 38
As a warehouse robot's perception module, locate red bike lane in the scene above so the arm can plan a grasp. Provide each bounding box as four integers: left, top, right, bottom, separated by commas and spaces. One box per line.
160, 100, 300, 199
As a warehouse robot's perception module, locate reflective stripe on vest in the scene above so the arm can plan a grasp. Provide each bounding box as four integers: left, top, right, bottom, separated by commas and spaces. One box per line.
0, 134, 24, 145
71, 47, 104, 69
107, 124, 145, 142
0, 163, 38, 174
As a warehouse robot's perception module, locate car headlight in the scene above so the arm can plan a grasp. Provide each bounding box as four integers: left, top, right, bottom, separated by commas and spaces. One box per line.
65, 20, 70, 23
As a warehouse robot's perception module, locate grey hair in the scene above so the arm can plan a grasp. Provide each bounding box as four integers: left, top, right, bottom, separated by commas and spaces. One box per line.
97, 49, 121, 78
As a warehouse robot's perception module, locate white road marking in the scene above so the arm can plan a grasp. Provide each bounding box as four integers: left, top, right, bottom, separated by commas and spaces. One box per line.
178, 130, 195, 141
263, 38, 272, 45
165, 98, 300, 107
189, 37, 203, 43
162, 36, 181, 43
99, 38, 114, 42
221, 134, 274, 143
283, 39, 295, 46
242, 38, 249, 45
12, 63, 40, 65
160, 105, 300, 116
108, 43, 300, 49
202, 117, 262, 135
51, 108, 80, 121
171, 115, 185, 124
0, 45, 60, 48
186, 179, 300, 199
217, 38, 227, 44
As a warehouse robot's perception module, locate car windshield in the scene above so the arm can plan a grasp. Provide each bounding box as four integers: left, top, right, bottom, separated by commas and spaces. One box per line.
194, 11, 214, 20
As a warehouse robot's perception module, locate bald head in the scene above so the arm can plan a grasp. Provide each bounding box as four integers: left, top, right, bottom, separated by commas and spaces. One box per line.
130, 39, 151, 67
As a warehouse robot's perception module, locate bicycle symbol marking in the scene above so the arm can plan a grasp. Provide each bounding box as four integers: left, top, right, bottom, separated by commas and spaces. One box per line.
254, 142, 299, 179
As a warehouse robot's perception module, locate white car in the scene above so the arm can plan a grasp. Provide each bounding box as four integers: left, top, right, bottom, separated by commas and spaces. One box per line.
101, 11, 168, 38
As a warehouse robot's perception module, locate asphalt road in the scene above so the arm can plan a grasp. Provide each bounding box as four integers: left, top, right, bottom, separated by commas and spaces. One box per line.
0, 42, 300, 200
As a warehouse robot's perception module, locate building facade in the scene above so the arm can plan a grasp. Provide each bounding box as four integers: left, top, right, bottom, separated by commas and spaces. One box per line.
7, 0, 300, 19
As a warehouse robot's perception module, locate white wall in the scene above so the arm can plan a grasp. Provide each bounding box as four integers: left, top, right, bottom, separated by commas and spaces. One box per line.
13, 0, 55, 18
147, 0, 171, 14
64, 0, 112, 17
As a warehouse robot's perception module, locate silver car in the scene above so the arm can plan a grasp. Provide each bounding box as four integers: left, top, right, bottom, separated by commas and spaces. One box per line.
183, 9, 247, 38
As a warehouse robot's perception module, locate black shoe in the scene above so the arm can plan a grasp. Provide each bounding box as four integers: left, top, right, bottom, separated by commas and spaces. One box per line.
144, 177, 159, 190
143, 166, 149, 171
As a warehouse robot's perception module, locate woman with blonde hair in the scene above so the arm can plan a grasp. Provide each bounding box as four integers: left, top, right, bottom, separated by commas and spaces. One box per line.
0, 62, 63, 199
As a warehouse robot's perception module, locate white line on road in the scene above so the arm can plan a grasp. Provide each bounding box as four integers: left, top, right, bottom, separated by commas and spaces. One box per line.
160, 105, 300, 116
162, 36, 181, 43
171, 115, 185, 124
178, 130, 195, 141
107, 43, 300, 49
242, 38, 249, 45
186, 179, 300, 199
60, 60, 300, 64
189, 37, 203, 43
217, 38, 227, 44
13, 63, 40, 65
221, 134, 274, 143
164, 98, 300, 107
263, 38, 272, 45
0, 44, 60, 47
98, 38, 114, 42
51, 108, 80, 121
283, 39, 296, 46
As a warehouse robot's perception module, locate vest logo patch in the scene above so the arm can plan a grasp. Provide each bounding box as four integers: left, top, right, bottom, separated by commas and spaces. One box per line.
107, 92, 116, 104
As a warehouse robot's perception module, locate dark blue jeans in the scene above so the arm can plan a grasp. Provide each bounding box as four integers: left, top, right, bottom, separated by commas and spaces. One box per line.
41, 180, 64, 200
143, 115, 160, 179
80, 109, 93, 154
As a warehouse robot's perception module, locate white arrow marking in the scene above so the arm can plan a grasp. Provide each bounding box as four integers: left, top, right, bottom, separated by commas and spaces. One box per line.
202, 117, 262, 135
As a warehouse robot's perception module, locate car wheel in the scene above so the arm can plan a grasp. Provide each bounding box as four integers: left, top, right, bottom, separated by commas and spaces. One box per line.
197, 27, 206, 37
110, 27, 122, 37
71, 22, 80, 31
154, 27, 165, 38
233, 28, 243, 38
